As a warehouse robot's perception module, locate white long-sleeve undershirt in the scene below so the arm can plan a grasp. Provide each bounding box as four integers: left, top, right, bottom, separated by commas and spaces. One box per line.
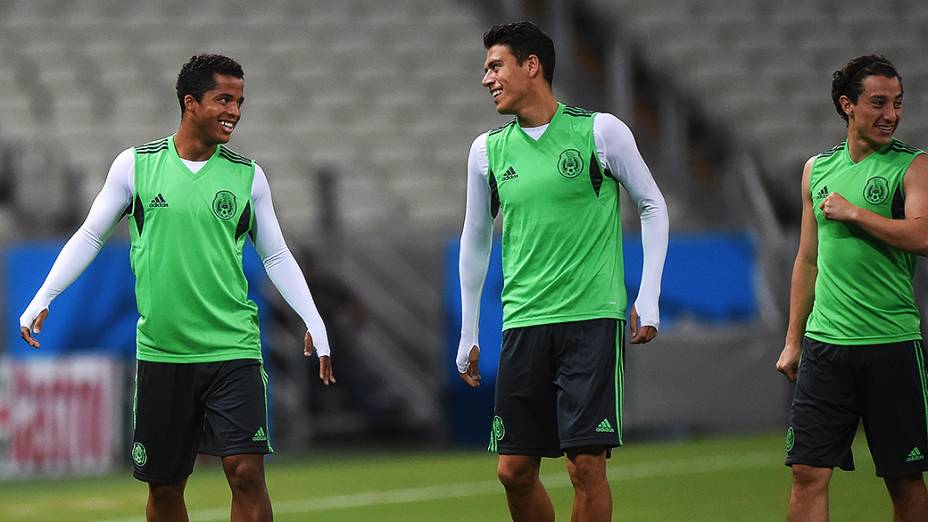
457, 112, 669, 373
19, 146, 330, 356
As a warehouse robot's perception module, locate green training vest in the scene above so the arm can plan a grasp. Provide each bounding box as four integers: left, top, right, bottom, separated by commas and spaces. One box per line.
806, 138, 923, 344
128, 136, 260, 362
485, 103, 625, 329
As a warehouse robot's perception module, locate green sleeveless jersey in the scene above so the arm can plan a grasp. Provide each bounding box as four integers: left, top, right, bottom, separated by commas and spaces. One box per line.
128, 136, 260, 362
806, 138, 923, 345
486, 103, 625, 329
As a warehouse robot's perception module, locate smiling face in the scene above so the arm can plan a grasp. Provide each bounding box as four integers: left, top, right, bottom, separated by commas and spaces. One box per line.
182, 73, 244, 145
481, 44, 534, 115
842, 75, 902, 148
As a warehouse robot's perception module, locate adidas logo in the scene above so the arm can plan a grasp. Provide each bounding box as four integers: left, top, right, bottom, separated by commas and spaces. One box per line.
906, 447, 924, 462
252, 427, 268, 442
595, 418, 615, 433
149, 193, 169, 208
815, 186, 829, 200
501, 166, 518, 182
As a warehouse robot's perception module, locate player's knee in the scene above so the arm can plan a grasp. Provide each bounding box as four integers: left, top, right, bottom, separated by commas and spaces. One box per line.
791, 465, 830, 491
225, 459, 266, 493
497, 460, 539, 491
148, 481, 185, 503
566, 455, 606, 490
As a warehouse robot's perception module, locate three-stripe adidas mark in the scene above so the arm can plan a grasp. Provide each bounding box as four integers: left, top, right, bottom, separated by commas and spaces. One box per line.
815, 186, 828, 200
595, 418, 615, 433
906, 447, 924, 462
252, 427, 268, 442
501, 166, 518, 181
149, 194, 169, 208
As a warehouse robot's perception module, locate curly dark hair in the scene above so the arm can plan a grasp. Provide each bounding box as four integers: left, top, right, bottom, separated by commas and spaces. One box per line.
483, 21, 555, 86
175, 54, 244, 114
832, 54, 901, 124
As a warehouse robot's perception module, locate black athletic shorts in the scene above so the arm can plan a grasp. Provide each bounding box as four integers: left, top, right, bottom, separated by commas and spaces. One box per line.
489, 318, 625, 457
786, 337, 928, 477
132, 358, 272, 484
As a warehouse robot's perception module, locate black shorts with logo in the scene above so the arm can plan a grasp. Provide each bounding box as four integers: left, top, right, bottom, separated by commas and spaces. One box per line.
786, 337, 928, 477
489, 318, 625, 457
131, 358, 273, 484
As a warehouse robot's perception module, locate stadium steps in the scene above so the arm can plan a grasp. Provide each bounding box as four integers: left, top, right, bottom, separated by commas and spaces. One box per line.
594, 0, 928, 213
2, 0, 502, 237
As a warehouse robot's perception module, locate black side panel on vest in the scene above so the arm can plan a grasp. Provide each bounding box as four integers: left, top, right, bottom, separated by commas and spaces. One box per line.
590, 152, 603, 197
235, 201, 252, 240
891, 186, 905, 219
132, 194, 144, 235
488, 170, 500, 219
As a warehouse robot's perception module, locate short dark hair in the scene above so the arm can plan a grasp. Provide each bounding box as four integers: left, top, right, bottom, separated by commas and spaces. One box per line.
175, 54, 244, 113
483, 21, 556, 85
831, 54, 902, 123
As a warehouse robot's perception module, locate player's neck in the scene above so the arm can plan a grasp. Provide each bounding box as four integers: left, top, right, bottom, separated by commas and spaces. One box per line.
846, 131, 885, 163
515, 93, 558, 128
174, 125, 218, 161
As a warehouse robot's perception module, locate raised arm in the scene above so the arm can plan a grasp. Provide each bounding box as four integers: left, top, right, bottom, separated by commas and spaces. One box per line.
457, 133, 494, 385
819, 154, 928, 254
19, 148, 134, 347
251, 163, 333, 384
594, 113, 669, 344
777, 157, 818, 382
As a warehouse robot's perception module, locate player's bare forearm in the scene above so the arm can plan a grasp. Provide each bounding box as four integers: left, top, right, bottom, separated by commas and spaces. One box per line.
846, 207, 928, 255
784, 255, 816, 348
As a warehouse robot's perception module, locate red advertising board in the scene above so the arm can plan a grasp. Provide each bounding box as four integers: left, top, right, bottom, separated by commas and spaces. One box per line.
0, 356, 122, 476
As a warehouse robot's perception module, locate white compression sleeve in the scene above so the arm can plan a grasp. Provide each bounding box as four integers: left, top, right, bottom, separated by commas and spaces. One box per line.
251, 163, 331, 357
19, 148, 135, 329
457, 133, 494, 373
594, 113, 669, 329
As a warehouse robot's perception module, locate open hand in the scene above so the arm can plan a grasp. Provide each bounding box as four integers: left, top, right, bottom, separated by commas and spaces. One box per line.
20, 308, 48, 348
304, 331, 335, 385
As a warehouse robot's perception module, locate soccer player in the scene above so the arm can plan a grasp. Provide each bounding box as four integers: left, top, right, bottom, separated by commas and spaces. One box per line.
777, 55, 928, 521
18, 54, 333, 522
457, 22, 669, 522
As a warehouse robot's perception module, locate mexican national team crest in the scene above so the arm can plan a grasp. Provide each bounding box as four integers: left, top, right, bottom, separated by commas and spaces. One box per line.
863, 176, 889, 205
492, 416, 506, 441
212, 190, 237, 220
557, 149, 583, 178
488, 415, 506, 452
132, 442, 147, 467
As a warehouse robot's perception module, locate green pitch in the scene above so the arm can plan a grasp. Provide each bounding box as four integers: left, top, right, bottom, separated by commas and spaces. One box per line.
0, 432, 891, 521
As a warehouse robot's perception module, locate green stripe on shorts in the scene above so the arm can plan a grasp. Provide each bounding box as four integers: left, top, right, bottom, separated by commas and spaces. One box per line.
260, 364, 274, 453
132, 360, 139, 430
616, 320, 625, 446
915, 341, 928, 448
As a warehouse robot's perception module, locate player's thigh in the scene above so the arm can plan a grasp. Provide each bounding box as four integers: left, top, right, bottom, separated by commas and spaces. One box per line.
786, 338, 859, 471
199, 359, 273, 457
859, 339, 928, 478
555, 319, 623, 451
492, 325, 560, 457
132, 361, 205, 483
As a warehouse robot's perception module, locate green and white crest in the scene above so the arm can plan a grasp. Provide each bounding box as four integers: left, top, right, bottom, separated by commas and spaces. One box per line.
863, 176, 889, 205
132, 442, 147, 467
786, 427, 795, 452
212, 190, 237, 220
557, 149, 583, 178
492, 416, 505, 441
